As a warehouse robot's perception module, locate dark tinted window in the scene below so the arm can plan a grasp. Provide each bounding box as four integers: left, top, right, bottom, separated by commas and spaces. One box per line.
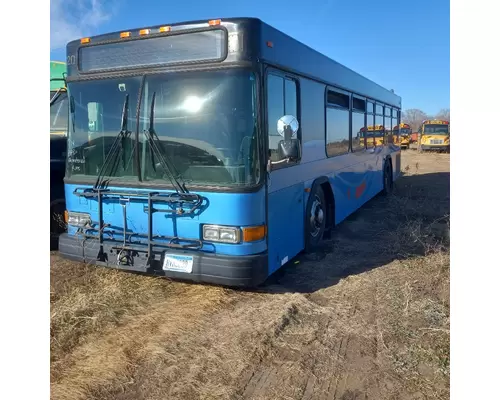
327, 90, 349, 108
353, 97, 366, 112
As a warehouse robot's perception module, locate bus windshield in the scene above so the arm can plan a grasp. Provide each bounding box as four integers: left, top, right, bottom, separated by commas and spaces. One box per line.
399, 128, 411, 135
50, 91, 69, 134
423, 124, 449, 134
66, 69, 260, 187
363, 130, 384, 137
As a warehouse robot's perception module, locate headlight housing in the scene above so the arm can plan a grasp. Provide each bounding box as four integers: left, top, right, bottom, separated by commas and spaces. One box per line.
202, 225, 240, 244
67, 211, 92, 227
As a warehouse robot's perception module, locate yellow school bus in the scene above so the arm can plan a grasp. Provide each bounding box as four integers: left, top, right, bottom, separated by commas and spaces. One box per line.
418, 119, 450, 152
359, 125, 386, 147
393, 123, 411, 149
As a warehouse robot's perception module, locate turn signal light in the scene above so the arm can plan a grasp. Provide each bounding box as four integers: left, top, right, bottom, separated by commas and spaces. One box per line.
242, 225, 266, 242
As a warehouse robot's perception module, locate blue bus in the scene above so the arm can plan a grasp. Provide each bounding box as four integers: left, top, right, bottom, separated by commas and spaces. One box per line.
59, 18, 401, 287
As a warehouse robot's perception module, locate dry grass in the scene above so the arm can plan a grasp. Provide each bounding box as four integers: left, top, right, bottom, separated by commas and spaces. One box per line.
50, 260, 231, 400
51, 257, 173, 365
50, 150, 449, 400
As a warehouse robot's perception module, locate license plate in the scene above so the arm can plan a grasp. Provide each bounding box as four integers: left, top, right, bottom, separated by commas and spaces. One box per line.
431, 140, 443, 144
162, 254, 194, 273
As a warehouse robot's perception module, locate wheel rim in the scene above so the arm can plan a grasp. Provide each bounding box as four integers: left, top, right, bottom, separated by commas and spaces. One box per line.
309, 196, 324, 238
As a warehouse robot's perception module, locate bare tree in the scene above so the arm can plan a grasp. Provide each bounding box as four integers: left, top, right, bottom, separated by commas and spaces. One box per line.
434, 108, 450, 122
402, 109, 428, 132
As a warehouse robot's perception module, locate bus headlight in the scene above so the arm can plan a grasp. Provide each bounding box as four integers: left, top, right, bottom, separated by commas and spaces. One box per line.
203, 225, 240, 244
67, 211, 92, 227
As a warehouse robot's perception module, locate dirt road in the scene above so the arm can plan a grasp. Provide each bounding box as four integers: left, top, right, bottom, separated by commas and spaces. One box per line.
50, 151, 450, 400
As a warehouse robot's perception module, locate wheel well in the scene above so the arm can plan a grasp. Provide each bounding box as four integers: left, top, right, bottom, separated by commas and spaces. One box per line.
320, 181, 335, 229
385, 156, 393, 174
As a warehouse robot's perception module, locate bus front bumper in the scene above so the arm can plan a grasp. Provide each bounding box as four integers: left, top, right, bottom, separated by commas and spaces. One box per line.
58, 233, 269, 288
420, 144, 450, 151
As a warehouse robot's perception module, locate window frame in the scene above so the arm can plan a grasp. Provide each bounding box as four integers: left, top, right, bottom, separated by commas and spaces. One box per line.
325, 86, 351, 158
265, 68, 302, 170
366, 101, 374, 114
352, 94, 366, 151
351, 110, 366, 151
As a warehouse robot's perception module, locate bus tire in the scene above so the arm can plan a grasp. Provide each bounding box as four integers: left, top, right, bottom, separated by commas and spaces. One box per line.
305, 185, 327, 252
382, 159, 393, 196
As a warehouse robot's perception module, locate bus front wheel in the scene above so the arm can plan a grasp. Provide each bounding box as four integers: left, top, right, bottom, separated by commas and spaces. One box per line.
305, 185, 327, 252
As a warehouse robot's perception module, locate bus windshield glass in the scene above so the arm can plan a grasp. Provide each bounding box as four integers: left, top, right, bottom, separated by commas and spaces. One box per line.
399, 128, 411, 135
66, 69, 260, 187
423, 124, 449, 134
50, 91, 69, 134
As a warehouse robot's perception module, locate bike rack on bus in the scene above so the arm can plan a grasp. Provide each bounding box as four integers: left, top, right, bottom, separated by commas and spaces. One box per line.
72, 187, 205, 266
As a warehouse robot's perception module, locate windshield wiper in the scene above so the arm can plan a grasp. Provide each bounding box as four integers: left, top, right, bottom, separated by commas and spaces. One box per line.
143, 92, 188, 194
94, 94, 131, 189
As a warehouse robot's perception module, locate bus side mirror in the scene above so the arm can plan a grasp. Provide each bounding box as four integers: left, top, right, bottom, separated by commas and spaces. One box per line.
278, 138, 300, 160
276, 115, 300, 160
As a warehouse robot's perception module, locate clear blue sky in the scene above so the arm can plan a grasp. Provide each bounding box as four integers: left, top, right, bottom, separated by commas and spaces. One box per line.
50, 0, 449, 115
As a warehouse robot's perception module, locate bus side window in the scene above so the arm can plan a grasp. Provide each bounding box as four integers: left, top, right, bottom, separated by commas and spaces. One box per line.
266, 73, 299, 162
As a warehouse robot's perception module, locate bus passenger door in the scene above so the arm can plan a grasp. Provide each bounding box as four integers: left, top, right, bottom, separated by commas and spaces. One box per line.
265, 71, 304, 275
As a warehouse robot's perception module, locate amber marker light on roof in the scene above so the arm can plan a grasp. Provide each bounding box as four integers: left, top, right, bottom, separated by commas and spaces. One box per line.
208, 19, 221, 26
80, 37, 90, 44
139, 29, 150, 35
120, 31, 131, 38
159, 26, 171, 32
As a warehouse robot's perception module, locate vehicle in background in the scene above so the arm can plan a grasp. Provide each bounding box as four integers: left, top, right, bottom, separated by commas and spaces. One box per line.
393, 123, 411, 149
417, 119, 450, 152
50, 61, 68, 248
360, 125, 387, 147
59, 17, 401, 287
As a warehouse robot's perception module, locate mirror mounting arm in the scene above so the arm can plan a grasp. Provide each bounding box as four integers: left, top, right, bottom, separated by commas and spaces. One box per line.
267, 157, 294, 173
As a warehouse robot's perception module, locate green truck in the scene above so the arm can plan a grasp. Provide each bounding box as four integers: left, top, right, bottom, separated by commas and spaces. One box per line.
50, 61, 68, 247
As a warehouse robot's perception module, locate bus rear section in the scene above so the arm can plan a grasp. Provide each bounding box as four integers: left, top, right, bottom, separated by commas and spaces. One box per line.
418, 119, 450, 152
50, 61, 68, 247
59, 17, 401, 287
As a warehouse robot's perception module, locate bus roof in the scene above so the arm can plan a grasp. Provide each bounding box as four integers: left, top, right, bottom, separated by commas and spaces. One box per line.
422, 119, 449, 125
66, 17, 401, 108
50, 61, 66, 91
